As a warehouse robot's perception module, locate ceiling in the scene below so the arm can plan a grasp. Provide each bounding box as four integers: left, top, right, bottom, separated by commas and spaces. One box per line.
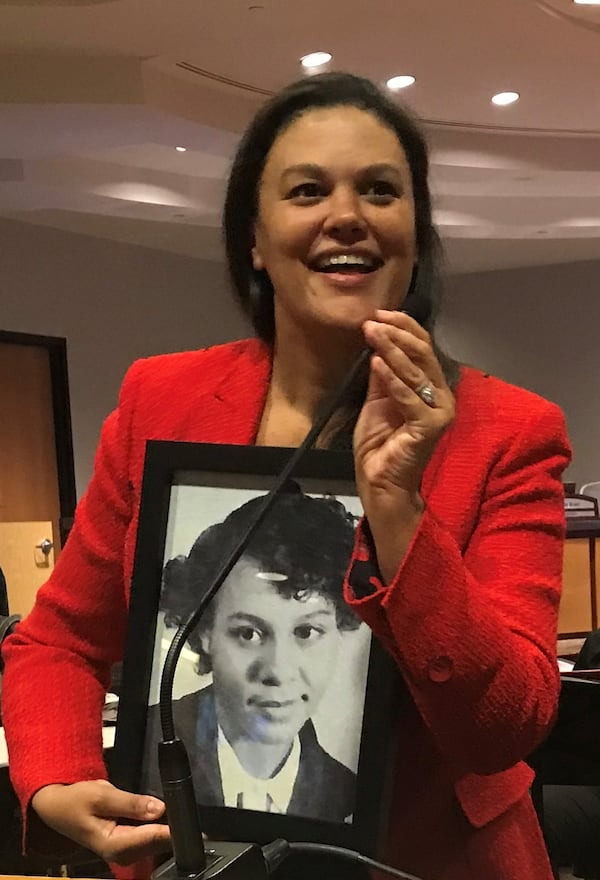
0, 0, 599, 274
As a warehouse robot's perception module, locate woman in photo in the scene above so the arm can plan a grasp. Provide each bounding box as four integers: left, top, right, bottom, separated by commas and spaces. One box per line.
144, 490, 362, 822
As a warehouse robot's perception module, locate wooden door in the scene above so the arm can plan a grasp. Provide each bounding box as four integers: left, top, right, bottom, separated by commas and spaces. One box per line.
0, 522, 55, 617
0, 341, 63, 614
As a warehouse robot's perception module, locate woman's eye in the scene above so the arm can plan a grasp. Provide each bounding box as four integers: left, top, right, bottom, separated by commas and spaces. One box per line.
294, 624, 324, 642
230, 625, 263, 644
289, 182, 323, 201
365, 180, 398, 201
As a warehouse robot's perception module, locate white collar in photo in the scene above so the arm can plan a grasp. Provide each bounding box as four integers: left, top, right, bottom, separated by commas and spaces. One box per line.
217, 725, 300, 814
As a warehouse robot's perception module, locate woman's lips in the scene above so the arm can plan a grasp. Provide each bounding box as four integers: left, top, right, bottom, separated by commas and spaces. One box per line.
314, 268, 380, 288
253, 699, 296, 709
252, 700, 299, 724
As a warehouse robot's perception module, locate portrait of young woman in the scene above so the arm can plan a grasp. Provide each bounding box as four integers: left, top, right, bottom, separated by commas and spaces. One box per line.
141, 490, 366, 825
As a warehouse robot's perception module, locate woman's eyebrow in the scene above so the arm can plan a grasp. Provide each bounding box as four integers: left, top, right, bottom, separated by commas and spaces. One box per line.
360, 162, 404, 181
281, 163, 324, 182
293, 609, 335, 620
280, 162, 404, 184
226, 612, 267, 625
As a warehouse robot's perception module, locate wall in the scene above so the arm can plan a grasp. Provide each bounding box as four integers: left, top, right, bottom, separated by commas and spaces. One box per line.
2, 216, 598, 492
0, 219, 250, 495
439, 259, 600, 487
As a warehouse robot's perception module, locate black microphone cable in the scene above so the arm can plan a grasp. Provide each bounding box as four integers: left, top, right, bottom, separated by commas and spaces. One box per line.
263, 839, 424, 880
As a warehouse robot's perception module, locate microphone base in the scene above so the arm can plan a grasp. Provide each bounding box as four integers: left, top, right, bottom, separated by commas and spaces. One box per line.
151, 841, 268, 880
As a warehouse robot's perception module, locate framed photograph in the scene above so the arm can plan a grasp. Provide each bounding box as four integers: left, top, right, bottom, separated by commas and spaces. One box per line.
111, 441, 400, 856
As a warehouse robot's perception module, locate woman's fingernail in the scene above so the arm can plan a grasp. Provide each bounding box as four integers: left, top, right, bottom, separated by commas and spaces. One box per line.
145, 798, 162, 815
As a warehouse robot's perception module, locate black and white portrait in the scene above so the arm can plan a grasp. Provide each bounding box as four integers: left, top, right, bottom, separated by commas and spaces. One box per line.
140, 480, 370, 825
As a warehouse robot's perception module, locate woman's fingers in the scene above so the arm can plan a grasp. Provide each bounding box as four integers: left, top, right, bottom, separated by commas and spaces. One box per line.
364, 325, 453, 420
102, 821, 172, 866
91, 779, 165, 822
32, 780, 171, 865
368, 357, 448, 430
366, 309, 448, 389
375, 308, 431, 342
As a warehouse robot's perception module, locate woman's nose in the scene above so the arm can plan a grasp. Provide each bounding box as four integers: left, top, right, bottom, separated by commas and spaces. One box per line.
323, 187, 367, 242
258, 640, 299, 686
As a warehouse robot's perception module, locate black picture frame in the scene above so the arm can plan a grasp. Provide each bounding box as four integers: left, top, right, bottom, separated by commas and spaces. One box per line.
111, 440, 400, 858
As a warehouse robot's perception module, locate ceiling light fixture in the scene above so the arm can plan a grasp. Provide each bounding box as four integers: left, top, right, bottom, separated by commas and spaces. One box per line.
175, 146, 187, 152
300, 52, 332, 69
573, 0, 600, 5
386, 75, 416, 90
491, 91, 520, 106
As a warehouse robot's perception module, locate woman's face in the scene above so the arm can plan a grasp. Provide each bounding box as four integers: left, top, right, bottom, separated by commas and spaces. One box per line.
252, 105, 417, 338
203, 558, 341, 747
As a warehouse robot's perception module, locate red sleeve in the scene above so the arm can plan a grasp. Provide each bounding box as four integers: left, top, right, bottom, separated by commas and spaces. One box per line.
345, 400, 571, 777
1, 360, 144, 830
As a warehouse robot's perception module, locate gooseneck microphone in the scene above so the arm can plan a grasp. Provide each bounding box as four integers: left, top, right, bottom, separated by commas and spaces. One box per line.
154, 346, 372, 879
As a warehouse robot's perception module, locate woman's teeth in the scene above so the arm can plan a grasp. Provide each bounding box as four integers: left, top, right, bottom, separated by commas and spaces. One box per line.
316, 254, 378, 273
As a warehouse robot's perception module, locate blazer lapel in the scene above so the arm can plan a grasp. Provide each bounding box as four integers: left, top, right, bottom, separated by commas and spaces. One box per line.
191, 340, 272, 446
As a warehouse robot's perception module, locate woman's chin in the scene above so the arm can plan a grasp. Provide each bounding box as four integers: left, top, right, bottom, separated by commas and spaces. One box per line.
318, 305, 378, 335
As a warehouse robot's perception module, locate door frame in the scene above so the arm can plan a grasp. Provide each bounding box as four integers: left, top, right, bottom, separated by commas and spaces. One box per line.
0, 329, 77, 547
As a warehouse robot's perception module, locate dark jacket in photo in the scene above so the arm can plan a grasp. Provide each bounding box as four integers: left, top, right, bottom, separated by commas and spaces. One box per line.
143, 685, 356, 822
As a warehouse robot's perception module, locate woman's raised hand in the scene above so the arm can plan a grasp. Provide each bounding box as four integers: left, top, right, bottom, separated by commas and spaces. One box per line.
353, 310, 456, 579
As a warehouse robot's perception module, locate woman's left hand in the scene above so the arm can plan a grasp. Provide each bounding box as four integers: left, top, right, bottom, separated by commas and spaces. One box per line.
354, 309, 456, 507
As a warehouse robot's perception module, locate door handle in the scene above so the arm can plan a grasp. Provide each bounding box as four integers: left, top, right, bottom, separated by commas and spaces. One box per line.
35, 538, 54, 556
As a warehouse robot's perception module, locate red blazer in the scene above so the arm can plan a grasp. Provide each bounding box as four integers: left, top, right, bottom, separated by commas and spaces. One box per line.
2, 339, 571, 880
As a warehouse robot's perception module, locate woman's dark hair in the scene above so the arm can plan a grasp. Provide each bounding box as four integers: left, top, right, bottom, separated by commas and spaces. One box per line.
223, 70, 444, 342
160, 488, 361, 675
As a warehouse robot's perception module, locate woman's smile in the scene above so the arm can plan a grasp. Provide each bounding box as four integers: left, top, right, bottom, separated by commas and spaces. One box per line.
306, 248, 384, 288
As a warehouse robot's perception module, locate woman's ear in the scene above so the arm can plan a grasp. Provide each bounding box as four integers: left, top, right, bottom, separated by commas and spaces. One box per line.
199, 630, 212, 657
251, 244, 264, 272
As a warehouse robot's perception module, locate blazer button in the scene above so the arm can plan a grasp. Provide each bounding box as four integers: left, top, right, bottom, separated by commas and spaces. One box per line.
427, 655, 454, 682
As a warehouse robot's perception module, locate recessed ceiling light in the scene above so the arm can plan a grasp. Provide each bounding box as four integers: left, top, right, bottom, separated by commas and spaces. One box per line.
491, 91, 520, 106
175, 146, 187, 152
386, 75, 416, 90
300, 52, 332, 69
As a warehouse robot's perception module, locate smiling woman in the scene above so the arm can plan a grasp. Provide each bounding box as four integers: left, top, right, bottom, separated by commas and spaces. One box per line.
1, 71, 571, 880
